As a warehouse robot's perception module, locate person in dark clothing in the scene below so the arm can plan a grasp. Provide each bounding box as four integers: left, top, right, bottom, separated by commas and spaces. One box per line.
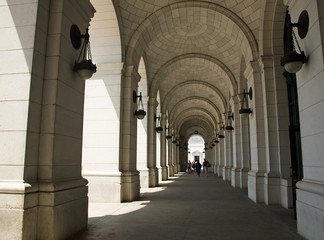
203, 158, 209, 176
187, 161, 192, 174
195, 161, 202, 176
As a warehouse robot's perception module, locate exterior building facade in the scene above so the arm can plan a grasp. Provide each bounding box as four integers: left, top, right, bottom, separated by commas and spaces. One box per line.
0, 0, 323, 239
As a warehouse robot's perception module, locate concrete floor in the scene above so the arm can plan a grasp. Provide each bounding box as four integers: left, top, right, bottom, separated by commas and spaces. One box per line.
75, 172, 304, 240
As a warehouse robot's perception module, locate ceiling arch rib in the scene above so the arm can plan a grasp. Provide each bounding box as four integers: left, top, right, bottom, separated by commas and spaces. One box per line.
179, 118, 214, 140
162, 80, 227, 114
183, 126, 208, 143
182, 126, 208, 143
125, 1, 258, 73
173, 108, 218, 131
168, 97, 222, 123
177, 116, 214, 136
150, 53, 238, 98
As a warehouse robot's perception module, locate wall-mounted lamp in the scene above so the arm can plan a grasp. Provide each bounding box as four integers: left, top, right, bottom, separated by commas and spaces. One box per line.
218, 123, 225, 138
214, 135, 220, 143
70, 25, 97, 80
155, 114, 163, 133
225, 112, 234, 131
280, 10, 309, 73
133, 91, 146, 119
165, 127, 172, 139
239, 87, 253, 115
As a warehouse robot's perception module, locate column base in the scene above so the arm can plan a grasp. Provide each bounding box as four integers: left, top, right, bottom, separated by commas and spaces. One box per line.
217, 165, 223, 177
37, 178, 88, 240
121, 171, 140, 202
280, 178, 293, 209
248, 170, 265, 203
0, 181, 38, 240
169, 165, 174, 177
149, 168, 158, 187
213, 165, 218, 175
296, 180, 324, 240
264, 172, 281, 205
138, 169, 149, 188
161, 166, 168, 181
83, 171, 122, 202
173, 165, 178, 174
222, 166, 231, 181
158, 167, 163, 183
231, 168, 241, 187
240, 168, 249, 188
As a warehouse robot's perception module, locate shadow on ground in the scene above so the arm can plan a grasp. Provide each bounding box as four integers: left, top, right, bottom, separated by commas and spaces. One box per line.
75, 173, 304, 240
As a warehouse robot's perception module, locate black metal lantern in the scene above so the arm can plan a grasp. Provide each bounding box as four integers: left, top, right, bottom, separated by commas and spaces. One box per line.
225, 111, 234, 131
70, 25, 97, 80
133, 91, 146, 119
155, 114, 163, 133
280, 10, 309, 73
239, 87, 253, 115
166, 127, 172, 139
218, 123, 225, 138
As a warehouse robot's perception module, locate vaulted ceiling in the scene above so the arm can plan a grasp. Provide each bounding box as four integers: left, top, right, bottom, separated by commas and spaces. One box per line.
93, 0, 268, 142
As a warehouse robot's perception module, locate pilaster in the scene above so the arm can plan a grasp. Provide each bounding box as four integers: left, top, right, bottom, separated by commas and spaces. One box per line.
120, 65, 141, 201
82, 62, 124, 202
160, 113, 168, 180
231, 96, 242, 187
147, 98, 159, 187
245, 60, 267, 203
168, 138, 174, 177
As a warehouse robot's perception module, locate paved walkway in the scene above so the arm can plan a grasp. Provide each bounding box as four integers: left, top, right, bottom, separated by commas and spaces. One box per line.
76, 172, 304, 240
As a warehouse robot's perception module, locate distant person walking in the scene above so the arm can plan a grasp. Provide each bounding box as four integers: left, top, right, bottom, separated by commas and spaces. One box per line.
195, 160, 202, 176
203, 159, 209, 176
187, 161, 192, 174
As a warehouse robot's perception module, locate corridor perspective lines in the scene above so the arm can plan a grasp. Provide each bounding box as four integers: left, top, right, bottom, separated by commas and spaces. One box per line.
77, 173, 304, 240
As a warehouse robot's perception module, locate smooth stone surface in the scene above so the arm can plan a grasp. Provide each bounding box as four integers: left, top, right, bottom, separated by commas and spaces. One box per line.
76, 173, 304, 240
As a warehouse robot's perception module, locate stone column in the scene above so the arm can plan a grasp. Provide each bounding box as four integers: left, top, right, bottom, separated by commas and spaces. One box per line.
218, 136, 225, 177
120, 65, 141, 201
137, 95, 149, 188
259, 56, 282, 205
240, 113, 251, 188
223, 129, 232, 181
245, 61, 267, 203
176, 142, 181, 172
168, 137, 174, 176
214, 142, 219, 174
36, 1, 94, 239
211, 144, 216, 174
172, 140, 178, 174
160, 113, 168, 180
231, 97, 242, 187
82, 63, 124, 203
147, 98, 158, 187
286, 1, 324, 239
0, 1, 52, 239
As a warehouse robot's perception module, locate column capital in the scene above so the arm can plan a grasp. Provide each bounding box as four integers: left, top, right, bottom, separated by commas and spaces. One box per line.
244, 60, 261, 80
148, 97, 159, 108
259, 55, 274, 69
124, 65, 141, 82
92, 62, 124, 77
